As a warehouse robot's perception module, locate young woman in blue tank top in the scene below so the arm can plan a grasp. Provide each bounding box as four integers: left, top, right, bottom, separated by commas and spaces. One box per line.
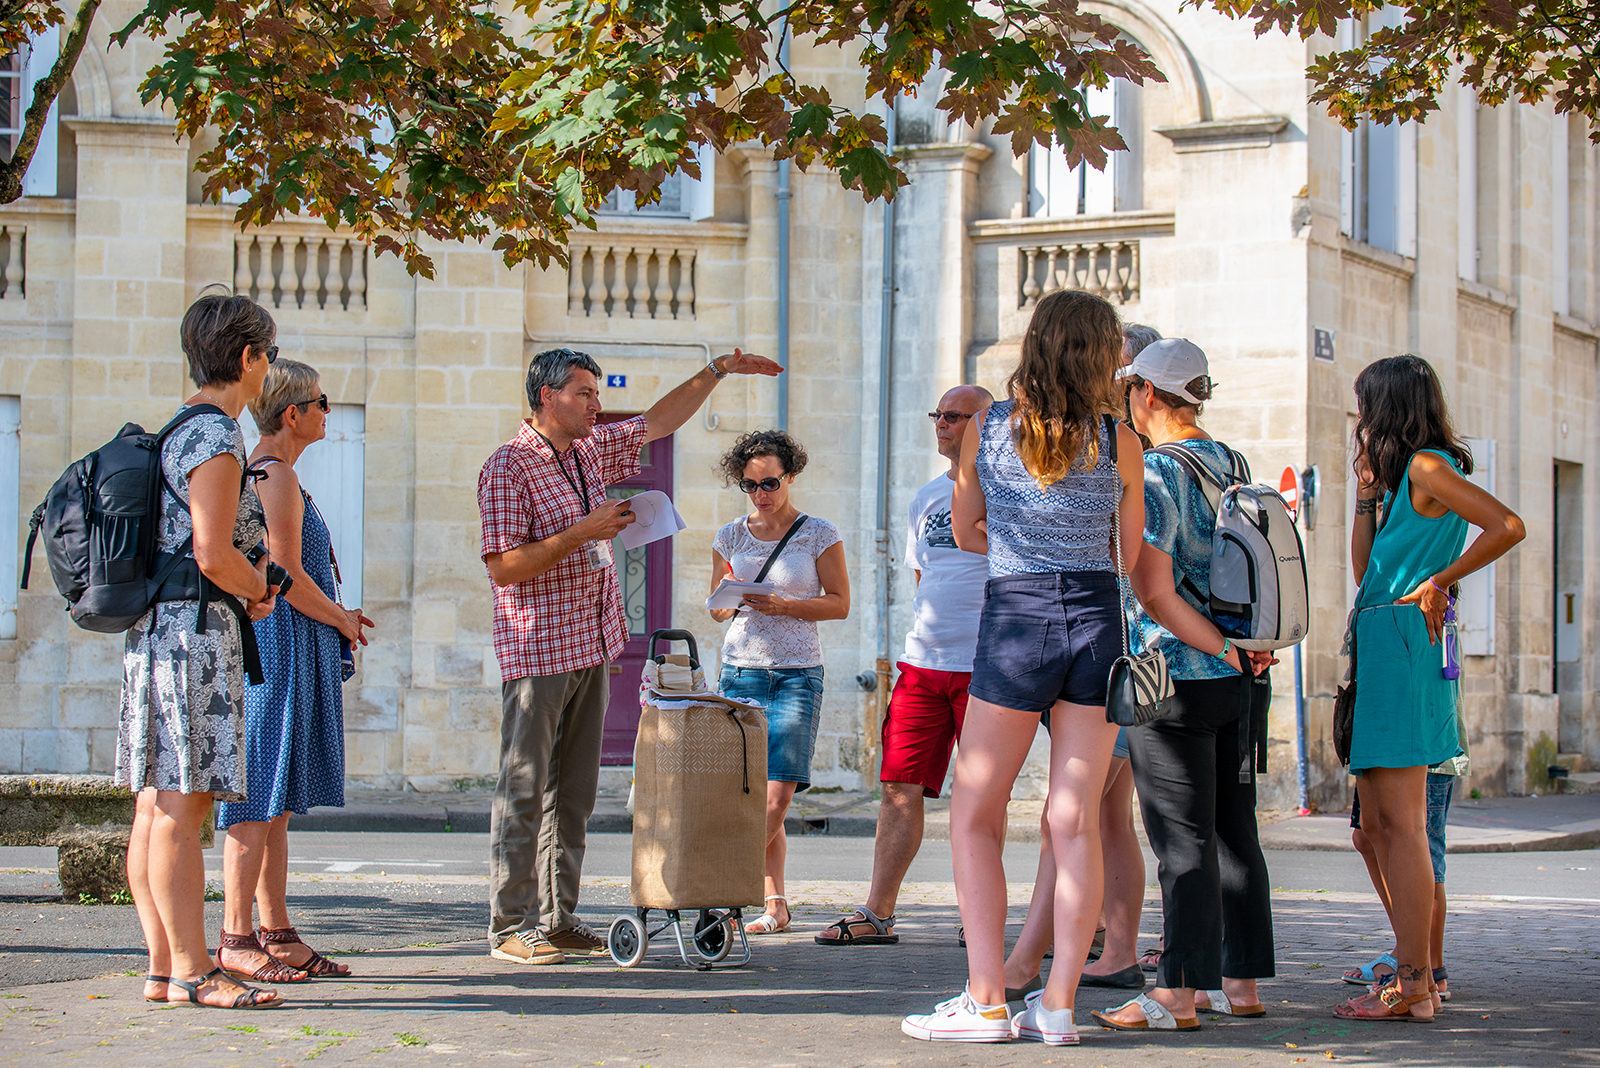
1335, 355, 1523, 1023
901, 290, 1145, 1045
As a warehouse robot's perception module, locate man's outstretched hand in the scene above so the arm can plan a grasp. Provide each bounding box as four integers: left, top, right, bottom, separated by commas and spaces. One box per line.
718, 348, 784, 377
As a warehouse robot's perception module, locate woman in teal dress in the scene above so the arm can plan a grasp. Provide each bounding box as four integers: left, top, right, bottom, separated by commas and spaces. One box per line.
1337, 355, 1523, 1023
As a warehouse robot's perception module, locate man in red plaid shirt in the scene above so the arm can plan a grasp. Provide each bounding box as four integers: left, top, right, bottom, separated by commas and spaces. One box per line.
479, 346, 781, 966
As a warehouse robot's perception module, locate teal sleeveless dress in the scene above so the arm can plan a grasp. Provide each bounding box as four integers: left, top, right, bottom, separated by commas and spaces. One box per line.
1349, 449, 1468, 773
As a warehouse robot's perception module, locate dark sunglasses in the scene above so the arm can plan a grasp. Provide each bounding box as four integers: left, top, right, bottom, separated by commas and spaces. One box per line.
263, 345, 278, 364
278, 392, 329, 418
737, 477, 784, 494
928, 410, 975, 424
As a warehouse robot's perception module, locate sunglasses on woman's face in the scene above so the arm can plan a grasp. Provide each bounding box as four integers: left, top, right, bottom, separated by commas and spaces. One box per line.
278, 392, 329, 418
737, 477, 784, 494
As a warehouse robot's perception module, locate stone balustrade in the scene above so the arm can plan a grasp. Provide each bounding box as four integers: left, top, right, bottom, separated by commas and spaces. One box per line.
1018, 238, 1140, 307
568, 242, 698, 320
235, 228, 368, 313
0, 223, 22, 301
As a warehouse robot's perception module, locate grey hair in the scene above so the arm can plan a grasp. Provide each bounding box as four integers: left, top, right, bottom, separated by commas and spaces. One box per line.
248, 358, 320, 434
1122, 323, 1162, 360
525, 348, 603, 411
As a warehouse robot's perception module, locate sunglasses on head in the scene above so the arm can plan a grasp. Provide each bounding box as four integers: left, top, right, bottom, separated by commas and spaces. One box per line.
737, 477, 784, 494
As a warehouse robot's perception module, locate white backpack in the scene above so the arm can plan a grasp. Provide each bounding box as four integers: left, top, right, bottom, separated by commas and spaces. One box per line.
1151, 444, 1309, 652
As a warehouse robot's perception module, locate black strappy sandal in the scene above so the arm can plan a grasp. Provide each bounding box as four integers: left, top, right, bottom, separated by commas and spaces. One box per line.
169, 967, 283, 1009
814, 907, 898, 946
142, 975, 170, 1003
259, 926, 351, 977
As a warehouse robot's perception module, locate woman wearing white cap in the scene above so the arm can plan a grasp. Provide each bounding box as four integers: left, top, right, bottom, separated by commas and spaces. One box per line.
1091, 338, 1278, 1033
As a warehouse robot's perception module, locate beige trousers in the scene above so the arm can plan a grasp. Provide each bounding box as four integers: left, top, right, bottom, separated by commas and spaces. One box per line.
487, 665, 608, 946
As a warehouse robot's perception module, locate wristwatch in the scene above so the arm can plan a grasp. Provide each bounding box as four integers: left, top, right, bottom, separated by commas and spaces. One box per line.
707, 356, 729, 379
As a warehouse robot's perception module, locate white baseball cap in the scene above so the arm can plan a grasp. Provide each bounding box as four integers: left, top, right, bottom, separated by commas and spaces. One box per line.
1117, 338, 1212, 404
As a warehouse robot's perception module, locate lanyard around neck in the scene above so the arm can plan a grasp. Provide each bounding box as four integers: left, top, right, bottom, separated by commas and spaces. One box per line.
535, 430, 592, 514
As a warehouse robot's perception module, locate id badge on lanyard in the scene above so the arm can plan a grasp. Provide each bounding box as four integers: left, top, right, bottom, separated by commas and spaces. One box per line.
543, 433, 612, 573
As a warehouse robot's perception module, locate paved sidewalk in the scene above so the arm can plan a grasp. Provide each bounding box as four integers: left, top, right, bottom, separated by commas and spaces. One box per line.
1, 879, 1595, 1067
302, 788, 1600, 852
1260, 793, 1600, 853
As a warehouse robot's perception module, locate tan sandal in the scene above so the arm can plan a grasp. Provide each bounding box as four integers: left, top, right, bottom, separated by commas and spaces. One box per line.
1333, 984, 1434, 1022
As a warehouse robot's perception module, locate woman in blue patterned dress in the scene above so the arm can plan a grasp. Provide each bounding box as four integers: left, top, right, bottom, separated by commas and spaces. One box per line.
902, 290, 1145, 1045
215, 359, 373, 983
119, 292, 284, 1009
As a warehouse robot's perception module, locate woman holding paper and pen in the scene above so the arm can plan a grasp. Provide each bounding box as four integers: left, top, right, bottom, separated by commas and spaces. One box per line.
709, 430, 850, 935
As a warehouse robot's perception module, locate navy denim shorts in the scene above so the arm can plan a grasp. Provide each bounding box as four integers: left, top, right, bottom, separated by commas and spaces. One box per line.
718, 665, 824, 790
968, 571, 1122, 714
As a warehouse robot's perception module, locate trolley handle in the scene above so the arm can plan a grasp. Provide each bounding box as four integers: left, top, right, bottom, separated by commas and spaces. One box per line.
648, 628, 700, 669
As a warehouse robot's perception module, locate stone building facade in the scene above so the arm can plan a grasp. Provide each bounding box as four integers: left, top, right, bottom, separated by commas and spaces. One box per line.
1, 0, 1595, 807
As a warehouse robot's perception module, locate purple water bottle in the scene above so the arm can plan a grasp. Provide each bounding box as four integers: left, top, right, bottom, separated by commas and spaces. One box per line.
1442, 599, 1461, 680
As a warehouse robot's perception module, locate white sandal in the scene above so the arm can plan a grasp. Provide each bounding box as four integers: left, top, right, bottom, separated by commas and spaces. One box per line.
1091, 993, 1200, 1031
1195, 989, 1267, 1017
746, 895, 790, 935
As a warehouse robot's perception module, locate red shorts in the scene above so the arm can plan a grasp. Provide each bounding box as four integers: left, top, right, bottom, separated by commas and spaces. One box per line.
879, 661, 972, 798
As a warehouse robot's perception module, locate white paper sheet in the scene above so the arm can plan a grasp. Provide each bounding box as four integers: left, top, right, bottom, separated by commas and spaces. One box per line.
705, 578, 777, 610
617, 490, 687, 550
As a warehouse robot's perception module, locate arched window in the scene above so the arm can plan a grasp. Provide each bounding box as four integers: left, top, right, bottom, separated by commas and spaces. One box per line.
1028, 78, 1142, 218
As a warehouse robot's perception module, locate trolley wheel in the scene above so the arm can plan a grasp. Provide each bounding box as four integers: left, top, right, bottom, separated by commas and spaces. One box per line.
608, 914, 648, 968
694, 910, 735, 963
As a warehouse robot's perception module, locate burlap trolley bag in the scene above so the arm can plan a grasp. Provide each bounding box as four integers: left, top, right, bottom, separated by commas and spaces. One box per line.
607, 629, 767, 969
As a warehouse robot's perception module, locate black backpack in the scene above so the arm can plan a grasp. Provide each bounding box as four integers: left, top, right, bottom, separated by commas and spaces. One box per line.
24, 405, 228, 632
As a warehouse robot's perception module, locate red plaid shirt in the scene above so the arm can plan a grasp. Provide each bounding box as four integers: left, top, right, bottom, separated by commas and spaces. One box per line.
478, 416, 648, 680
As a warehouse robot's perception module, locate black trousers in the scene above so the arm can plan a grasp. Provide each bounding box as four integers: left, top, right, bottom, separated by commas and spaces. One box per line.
1127, 672, 1276, 990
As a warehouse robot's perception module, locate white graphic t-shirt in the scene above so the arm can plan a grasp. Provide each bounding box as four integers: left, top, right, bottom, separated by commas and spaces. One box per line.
902, 474, 989, 673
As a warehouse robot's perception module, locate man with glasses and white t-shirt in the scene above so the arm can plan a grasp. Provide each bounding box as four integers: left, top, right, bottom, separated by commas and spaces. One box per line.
815, 384, 993, 947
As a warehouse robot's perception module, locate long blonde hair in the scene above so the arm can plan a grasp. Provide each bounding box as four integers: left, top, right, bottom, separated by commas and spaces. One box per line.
1007, 290, 1125, 488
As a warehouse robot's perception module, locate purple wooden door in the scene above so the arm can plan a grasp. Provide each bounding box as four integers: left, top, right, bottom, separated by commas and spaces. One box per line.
601, 419, 675, 764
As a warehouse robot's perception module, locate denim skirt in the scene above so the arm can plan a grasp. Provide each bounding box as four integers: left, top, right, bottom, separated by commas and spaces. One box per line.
718, 665, 824, 790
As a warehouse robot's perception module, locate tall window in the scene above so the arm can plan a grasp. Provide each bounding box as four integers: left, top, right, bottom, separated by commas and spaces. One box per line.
0, 396, 20, 640
1338, 12, 1415, 256
242, 405, 366, 609
1457, 438, 1496, 655
1029, 80, 1141, 218
0, 29, 59, 196
600, 144, 716, 220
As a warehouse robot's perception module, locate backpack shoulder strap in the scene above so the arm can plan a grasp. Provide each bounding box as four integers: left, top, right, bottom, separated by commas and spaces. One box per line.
153, 404, 235, 507
1150, 442, 1227, 513
1102, 414, 1118, 464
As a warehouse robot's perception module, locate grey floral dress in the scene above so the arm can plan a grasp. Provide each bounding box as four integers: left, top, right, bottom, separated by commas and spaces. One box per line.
115, 408, 267, 800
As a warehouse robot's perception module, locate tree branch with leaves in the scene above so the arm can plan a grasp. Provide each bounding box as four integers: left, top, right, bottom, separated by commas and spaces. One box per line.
0, 0, 100, 203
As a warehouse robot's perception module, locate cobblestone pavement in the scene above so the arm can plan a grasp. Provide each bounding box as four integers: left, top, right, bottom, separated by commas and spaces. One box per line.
2, 876, 1596, 1068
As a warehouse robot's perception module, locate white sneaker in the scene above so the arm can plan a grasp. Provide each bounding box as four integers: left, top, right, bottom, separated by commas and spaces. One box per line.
1011, 989, 1080, 1045
901, 987, 1012, 1042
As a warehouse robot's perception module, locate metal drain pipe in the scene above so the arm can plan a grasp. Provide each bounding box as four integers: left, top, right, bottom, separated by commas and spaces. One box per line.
868, 100, 899, 782
775, 26, 792, 430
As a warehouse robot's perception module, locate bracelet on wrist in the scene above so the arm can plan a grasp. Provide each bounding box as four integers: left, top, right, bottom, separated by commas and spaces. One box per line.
1219, 636, 1233, 661
707, 357, 729, 379
1428, 576, 1449, 597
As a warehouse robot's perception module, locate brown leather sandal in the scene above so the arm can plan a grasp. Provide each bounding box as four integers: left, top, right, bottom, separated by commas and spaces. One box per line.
1333, 984, 1434, 1022
217, 931, 310, 984
259, 925, 351, 977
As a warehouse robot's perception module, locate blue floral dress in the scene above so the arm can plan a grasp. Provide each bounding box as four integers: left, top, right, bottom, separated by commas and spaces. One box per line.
217, 468, 347, 826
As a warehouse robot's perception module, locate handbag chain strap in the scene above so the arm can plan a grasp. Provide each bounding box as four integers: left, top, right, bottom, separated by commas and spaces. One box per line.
1111, 475, 1132, 661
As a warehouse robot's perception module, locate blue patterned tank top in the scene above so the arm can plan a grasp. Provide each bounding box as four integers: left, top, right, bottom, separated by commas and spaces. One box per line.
976, 400, 1119, 577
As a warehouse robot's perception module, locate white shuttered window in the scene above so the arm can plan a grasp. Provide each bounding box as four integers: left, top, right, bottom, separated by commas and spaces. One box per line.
243, 405, 366, 610
1457, 437, 1496, 656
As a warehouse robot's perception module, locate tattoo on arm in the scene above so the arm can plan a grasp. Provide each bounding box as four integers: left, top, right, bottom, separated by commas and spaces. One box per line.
1355, 498, 1379, 515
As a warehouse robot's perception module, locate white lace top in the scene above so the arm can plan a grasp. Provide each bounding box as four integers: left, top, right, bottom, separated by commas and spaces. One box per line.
713, 515, 842, 669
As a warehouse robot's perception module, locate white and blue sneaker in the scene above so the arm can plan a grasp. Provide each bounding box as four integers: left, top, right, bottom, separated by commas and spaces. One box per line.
1011, 989, 1080, 1045
901, 986, 1012, 1042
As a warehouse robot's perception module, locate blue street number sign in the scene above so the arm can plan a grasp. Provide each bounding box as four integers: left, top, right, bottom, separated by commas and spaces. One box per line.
606, 375, 626, 388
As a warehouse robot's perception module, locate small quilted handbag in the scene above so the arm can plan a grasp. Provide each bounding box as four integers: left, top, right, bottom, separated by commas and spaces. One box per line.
1105, 489, 1174, 728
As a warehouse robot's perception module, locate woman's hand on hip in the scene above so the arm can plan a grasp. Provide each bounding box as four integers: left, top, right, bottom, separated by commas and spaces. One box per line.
1396, 579, 1449, 645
